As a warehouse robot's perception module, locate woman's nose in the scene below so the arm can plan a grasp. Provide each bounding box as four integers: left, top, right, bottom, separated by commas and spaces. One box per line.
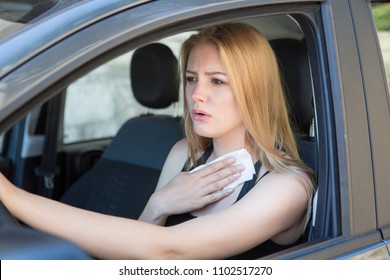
191, 83, 207, 102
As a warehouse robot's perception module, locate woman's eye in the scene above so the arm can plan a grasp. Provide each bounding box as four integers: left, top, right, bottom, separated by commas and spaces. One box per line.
186, 76, 197, 83
211, 78, 224, 85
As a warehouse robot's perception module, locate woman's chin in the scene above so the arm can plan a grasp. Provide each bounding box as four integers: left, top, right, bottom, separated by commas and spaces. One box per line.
194, 128, 216, 138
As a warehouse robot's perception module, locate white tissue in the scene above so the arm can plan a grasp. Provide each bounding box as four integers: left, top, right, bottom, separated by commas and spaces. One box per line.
190, 148, 255, 190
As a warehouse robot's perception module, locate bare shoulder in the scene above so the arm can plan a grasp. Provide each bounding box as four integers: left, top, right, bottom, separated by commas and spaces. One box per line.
171, 138, 189, 155
252, 171, 309, 213
234, 171, 310, 244
165, 138, 189, 165
155, 138, 188, 190
262, 171, 308, 194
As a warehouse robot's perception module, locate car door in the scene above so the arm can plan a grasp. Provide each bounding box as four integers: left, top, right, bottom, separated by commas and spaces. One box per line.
360, 0, 390, 259
0, 0, 389, 259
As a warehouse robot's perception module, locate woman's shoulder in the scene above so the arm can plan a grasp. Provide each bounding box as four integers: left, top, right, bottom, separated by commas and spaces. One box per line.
235, 170, 310, 244
169, 139, 206, 165
169, 138, 189, 159
241, 167, 310, 222
255, 170, 308, 200
155, 138, 188, 190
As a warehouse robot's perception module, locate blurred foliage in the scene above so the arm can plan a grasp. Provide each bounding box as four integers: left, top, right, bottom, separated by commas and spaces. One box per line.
372, 3, 390, 31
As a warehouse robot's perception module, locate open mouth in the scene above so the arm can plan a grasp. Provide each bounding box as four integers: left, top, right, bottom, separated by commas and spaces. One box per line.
192, 109, 211, 120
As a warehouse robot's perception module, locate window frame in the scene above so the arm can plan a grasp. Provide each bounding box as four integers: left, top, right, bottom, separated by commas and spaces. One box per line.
5, 0, 381, 259
55, 2, 338, 257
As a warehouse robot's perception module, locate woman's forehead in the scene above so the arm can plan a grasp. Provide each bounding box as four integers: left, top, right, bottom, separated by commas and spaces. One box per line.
187, 43, 224, 72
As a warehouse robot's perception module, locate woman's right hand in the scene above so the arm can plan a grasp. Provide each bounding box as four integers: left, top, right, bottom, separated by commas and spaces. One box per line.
139, 157, 244, 225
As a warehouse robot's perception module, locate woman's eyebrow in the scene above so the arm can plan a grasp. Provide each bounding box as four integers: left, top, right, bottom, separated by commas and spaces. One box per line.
186, 69, 226, 76
205, 71, 226, 76
186, 70, 197, 75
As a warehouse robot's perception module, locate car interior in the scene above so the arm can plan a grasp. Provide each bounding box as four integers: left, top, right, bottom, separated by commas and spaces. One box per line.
60, 42, 184, 219
0, 12, 337, 259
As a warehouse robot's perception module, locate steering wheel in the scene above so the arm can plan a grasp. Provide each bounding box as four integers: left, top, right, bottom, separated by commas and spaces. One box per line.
0, 201, 93, 259
0, 202, 20, 227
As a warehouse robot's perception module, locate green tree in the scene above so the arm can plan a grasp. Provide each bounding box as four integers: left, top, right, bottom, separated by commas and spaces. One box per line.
373, 3, 390, 31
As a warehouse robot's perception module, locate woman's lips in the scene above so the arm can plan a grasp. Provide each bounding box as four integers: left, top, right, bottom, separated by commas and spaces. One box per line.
191, 108, 211, 121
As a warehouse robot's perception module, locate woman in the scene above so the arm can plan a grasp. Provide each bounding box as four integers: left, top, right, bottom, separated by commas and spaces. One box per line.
0, 22, 315, 259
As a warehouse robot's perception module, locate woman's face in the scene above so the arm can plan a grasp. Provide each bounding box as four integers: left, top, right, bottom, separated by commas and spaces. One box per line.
185, 43, 245, 142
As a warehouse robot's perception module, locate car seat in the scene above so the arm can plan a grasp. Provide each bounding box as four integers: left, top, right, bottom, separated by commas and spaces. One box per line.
61, 43, 184, 219
270, 38, 317, 242
270, 38, 316, 173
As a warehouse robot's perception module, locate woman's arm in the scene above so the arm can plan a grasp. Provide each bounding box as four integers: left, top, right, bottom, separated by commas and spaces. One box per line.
164, 171, 310, 259
0, 174, 153, 259
0, 168, 308, 259
0, 174, 183, 259
139, 139, 243, 225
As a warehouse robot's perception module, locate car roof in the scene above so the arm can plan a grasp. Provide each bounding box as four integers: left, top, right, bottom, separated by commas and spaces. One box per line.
0, 0, 310, 80
0, 0, 150, 78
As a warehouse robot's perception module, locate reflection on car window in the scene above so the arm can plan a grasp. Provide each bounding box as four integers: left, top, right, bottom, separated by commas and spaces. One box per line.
63, 32, 192, 144
0, 0, 59, 37
0, 133, 3, 152
371, 3, 390, 89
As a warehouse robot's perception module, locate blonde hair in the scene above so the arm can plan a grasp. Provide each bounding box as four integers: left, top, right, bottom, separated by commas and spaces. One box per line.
181, 23, 316, 200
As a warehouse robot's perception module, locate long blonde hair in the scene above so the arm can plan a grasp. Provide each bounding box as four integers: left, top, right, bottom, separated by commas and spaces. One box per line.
181, 22, 316, 199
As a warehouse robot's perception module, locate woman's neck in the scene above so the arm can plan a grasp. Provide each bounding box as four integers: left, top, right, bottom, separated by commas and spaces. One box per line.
211, 136, 258, 163
210, 124, 247, 157
212, 138, 245, 158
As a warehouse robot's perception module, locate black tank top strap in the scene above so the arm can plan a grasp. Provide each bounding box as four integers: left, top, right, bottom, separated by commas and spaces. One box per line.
195, 145, 213, 167
235, 161, 271, 202
256, 170, 271, 184
183, 145, 213, 172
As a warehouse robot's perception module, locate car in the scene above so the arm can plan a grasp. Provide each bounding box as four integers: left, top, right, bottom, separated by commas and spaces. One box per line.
0, 0, 389, 260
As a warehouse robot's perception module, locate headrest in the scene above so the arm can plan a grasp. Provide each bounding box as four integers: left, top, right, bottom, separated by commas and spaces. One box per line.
130, 43, 179, 109
270, 39, 314, 135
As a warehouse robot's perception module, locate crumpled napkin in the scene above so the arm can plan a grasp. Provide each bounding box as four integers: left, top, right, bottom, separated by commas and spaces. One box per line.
190, 148, 255, 190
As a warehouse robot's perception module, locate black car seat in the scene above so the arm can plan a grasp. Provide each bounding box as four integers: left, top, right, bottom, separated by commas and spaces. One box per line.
270, 38, 317, 242
61, 43, 184, 219
270, 39, 316, 173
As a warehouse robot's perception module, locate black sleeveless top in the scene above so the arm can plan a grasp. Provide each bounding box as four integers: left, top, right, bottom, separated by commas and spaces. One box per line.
165, 147, 301, 259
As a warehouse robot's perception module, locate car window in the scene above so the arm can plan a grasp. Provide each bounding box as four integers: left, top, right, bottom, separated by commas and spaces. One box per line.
0, 0, 59, 38
60, 9, 328, 241
371, 2, 390, 89
63, 32, 193, 144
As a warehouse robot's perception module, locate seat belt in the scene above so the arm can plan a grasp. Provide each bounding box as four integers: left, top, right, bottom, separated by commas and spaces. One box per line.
35, 94, 62, 197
